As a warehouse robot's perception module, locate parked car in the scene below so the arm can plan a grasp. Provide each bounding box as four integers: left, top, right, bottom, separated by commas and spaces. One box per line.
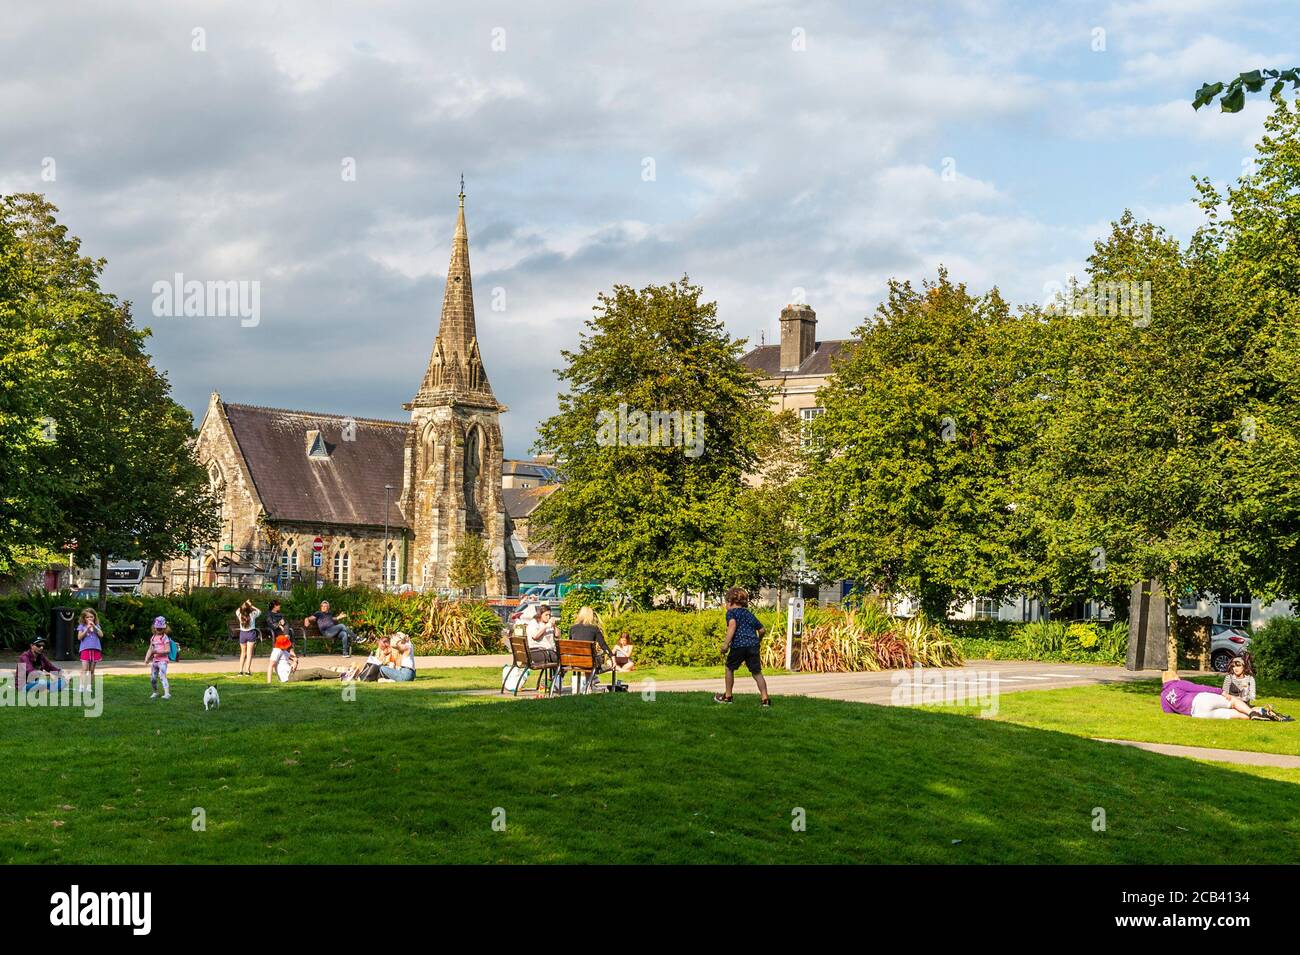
1210, 624, 1251, 672
519, 584, 558, 603
70, 587, 102, 600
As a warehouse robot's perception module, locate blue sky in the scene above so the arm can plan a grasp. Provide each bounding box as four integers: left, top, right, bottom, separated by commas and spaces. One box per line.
1, 0, 1293, 455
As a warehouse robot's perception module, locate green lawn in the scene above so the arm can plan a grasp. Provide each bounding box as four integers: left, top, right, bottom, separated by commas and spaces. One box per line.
932, 677, 1300, 758
396, 664, 724, 692
3, 674, 1299, 864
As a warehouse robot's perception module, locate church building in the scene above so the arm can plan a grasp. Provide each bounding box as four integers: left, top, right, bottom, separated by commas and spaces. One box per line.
165, 186, 513, 594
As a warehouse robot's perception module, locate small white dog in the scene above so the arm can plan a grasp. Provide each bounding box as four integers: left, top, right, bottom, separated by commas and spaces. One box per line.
202, 685, 220, 711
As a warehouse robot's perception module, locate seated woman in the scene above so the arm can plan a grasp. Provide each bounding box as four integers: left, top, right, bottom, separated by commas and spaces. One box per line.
1160, 678, 1289, 720
378, 633, 416, 682
567, 606, 615, 690
342, 634, 395, 682
526, 605, 558, 668
1222, 654, 1256, 705
612, 632, 635, 672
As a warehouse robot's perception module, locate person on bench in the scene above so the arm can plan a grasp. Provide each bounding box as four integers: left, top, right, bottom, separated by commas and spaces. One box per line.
526, 604, 558, 668
567, 606, 616, 689
304, 600, 356, 658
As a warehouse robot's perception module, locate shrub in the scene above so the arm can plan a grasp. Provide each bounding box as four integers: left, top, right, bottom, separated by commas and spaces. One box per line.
1067, 623, 1099, 650
759, 603, 963, 673
1249, 616, 1300, 681
106, 595, 201, 649
941, 618, 1019, 642
952, 619, 1127, 664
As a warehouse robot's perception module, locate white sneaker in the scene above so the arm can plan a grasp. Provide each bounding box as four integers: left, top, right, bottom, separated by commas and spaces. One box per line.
162, 693, 171, 700
150, 692, 159, 699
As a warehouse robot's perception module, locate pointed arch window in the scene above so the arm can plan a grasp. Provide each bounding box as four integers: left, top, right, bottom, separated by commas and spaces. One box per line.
333, 544, 351, 587
280, 539, 299, 579
383, 542, 399, 588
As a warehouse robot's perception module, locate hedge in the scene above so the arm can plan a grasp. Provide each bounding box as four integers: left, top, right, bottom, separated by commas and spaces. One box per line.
1249, 616, 1300, 681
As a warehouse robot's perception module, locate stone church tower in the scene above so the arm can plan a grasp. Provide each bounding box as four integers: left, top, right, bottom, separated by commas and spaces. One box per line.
401, 183, 509, 592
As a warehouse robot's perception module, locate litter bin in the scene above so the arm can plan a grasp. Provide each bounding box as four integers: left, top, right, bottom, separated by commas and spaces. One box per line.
50, 606, 77, 662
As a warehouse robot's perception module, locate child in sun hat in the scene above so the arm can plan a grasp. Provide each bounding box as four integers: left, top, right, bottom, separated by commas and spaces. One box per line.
144, 616, 172, 700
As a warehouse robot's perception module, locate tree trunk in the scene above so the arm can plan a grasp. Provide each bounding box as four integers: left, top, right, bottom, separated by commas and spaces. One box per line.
1163, 578, 1180, 683
97, 553, 109, 613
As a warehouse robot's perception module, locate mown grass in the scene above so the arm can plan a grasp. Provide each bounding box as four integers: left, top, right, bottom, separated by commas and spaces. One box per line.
935, 676, 1300, 757
3, 673, 1299, 864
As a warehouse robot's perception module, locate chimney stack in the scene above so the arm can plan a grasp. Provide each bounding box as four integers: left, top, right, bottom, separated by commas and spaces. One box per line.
779, 303, 817, 372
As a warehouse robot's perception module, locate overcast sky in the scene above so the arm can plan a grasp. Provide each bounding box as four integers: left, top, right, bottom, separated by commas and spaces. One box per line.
1, 0, 1290, 456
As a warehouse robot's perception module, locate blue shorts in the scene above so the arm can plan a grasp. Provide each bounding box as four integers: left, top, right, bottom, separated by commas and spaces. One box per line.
239, 630, 259, 644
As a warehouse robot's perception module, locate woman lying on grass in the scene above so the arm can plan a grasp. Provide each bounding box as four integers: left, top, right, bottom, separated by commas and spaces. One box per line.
1160, 678, 1293, 721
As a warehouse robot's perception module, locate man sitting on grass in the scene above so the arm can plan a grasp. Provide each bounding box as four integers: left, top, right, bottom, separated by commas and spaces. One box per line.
713, 587, 772, 708
1160, 678, 1292, 721
16, 636, 68, 692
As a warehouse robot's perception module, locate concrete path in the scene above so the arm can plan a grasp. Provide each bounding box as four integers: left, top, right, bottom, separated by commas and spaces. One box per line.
83, 652, 511, 676
1092, 738, 1300, 769
627, 660, 1164, 705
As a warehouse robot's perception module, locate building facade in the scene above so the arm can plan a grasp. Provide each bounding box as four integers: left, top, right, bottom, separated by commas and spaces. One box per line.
160, 188, 512, 594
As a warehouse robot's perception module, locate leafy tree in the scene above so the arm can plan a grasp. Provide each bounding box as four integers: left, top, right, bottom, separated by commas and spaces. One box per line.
799, 270, 1043, 618
1194, 69, 1300, 113
716, 410, 804, 597
1025, 212, 1252, 667
0, 193, 220, 605
531, 277, 771, 602
449, 533, 491, 595
0, 194, 98, 578
1194, 99, 1300, 602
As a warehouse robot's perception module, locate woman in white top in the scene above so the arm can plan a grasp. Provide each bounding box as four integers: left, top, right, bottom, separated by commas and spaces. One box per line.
526, 605, 558, 666
379, 632, 416, 682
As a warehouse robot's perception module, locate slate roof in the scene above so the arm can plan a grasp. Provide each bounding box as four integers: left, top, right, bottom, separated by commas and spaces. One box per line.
221, 402, 410, 528
503, 483, 559, 520
740, 340, 850, 377
503, 459, 559, 483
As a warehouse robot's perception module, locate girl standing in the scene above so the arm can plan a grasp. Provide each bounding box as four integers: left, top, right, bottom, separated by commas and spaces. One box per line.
235, 600, 261, 676
77, 608, 104, 685
145, 616, 172, 700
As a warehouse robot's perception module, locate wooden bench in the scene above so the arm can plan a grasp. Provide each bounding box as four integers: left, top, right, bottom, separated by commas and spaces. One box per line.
505, 636, 556, 697
556, 638, 601, 695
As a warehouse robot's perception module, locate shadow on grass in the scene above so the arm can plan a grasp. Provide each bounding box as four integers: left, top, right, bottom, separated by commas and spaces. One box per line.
2, 675, 1298, 864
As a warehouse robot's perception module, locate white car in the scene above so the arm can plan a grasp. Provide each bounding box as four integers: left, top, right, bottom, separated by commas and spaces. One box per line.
1210, 625, 1251, 672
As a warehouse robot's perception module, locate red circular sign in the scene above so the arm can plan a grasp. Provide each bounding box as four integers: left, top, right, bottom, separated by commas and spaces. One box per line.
312, 537, 324, 553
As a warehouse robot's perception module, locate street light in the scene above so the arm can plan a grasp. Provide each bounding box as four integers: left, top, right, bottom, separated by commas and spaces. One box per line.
383, 484, 394, 590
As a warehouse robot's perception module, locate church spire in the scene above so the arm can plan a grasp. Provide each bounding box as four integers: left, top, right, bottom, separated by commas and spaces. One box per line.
413, 180, 496, 406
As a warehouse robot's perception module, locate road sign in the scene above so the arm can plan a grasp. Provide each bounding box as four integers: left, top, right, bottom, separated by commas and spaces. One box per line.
312, 552, 322, 568
312, 537, 324, 553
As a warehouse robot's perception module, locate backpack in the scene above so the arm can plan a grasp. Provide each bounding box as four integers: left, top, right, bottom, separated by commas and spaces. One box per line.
168, 637, 180, 662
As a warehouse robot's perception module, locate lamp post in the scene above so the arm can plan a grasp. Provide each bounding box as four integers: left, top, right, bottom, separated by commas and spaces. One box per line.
383, 484, 394, 590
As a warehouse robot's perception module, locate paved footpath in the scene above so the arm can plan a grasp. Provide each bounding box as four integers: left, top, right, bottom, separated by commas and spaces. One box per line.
629, 659, 1164, 705
85, 653, 511, 676
1093, 738, 1300, 769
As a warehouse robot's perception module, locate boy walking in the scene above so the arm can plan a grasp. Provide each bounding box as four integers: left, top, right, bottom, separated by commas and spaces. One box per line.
714, 587, 772, 707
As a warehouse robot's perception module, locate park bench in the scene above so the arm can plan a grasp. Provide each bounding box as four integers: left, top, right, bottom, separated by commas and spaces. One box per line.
504, 636, 556, 697
556, 638, 602, 695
